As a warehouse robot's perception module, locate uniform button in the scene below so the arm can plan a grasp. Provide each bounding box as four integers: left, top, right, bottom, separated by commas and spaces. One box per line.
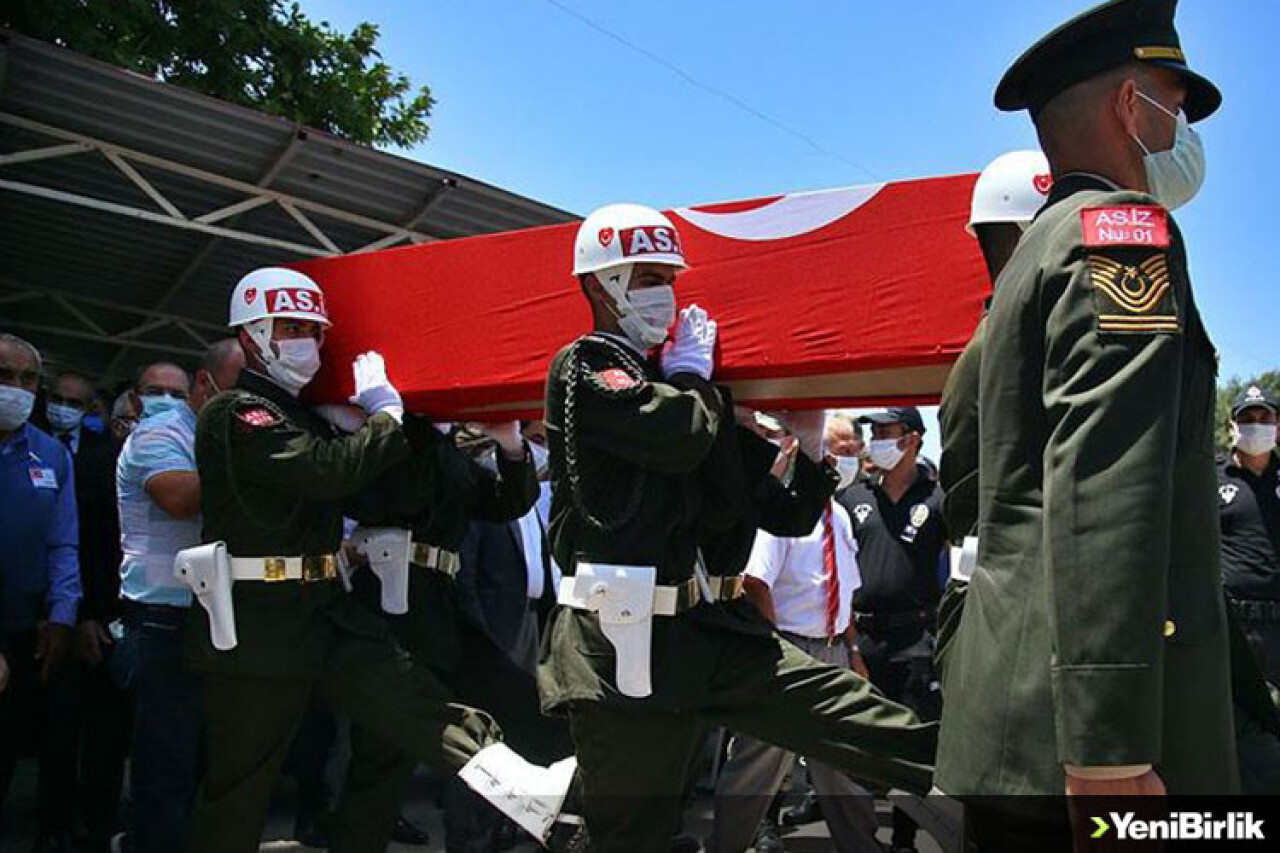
1163, 620, 1176, 638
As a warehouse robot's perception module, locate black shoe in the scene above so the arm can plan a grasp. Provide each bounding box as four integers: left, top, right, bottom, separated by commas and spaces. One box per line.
294, 810, 332, 849
752, 818, 785, 853
669, 833, 702, 853
391, 812, 431, 846
548, 822, 591, 853
780, 790, 823, 827
492, 818, 520, 851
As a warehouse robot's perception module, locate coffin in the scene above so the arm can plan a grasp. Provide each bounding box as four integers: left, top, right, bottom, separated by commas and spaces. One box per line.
296, 173, 987, 420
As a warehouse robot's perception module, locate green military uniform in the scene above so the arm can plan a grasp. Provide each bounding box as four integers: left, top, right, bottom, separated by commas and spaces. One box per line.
331, 422, 571, 853
540, 332, 937, 853
185, 370, 502, 853
935, 173, 1238, 796
934, 316, 984, 685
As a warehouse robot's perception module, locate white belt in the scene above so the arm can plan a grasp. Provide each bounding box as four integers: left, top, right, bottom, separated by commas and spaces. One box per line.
229, 554, 339, 583
557, 574, 744, 616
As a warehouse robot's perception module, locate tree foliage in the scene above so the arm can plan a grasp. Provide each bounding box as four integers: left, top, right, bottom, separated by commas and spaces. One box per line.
2, 0, 433, 148
1216, 370, 1280, 450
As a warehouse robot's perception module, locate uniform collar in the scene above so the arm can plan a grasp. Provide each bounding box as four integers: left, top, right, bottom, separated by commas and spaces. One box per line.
239, 369, 301, 411
1039, 172, 1125, 216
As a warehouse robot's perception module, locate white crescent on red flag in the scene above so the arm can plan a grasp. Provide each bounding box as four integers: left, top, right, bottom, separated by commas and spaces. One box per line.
297, 173, 987, 419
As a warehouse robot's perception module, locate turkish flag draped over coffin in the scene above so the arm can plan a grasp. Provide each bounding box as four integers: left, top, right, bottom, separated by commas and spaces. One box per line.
296, 173, 987, 420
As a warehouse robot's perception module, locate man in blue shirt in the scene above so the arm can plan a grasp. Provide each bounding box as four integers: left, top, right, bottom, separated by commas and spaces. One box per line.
114, 341, 242, 853
0, 333, 82, 850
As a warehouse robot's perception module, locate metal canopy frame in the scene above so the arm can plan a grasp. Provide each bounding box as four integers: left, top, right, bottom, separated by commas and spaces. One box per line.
0, 111, 442, 258
0, 29, 575, 383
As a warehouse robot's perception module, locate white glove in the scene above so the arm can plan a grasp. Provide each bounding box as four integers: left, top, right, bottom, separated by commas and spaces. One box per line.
773, 409, 826, 461
660, 305, 718, 380
348, 351, 403, 422
312, 404, 368, 434
475, 420, 524, 460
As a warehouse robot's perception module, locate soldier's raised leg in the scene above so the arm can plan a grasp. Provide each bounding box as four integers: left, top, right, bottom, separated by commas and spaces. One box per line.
710, 635, 936, 794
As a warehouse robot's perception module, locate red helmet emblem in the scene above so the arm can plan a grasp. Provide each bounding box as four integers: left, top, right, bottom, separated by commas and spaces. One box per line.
1033, 173, 1053, 195
598, 228, 615, 247
244, 287, 257, 304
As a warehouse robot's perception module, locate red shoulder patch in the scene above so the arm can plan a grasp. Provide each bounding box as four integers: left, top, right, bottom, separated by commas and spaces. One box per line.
1081, 205, 1169, 248
596, 368, 640, 391
235, 406, 282, 428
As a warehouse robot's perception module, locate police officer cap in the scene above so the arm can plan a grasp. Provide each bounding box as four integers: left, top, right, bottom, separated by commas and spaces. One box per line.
859, 407, 926, 435
1232, 386, 1279, 419
995, 0, 1221, 122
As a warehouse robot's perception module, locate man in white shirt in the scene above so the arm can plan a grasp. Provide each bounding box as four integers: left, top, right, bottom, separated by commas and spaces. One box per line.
708, 491, 880, 853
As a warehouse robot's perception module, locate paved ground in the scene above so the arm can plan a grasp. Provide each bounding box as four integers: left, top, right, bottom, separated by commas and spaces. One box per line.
1, 758, 947, 852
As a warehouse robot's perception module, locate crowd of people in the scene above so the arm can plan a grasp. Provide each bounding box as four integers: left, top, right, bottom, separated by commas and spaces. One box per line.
2, 1, 1279, 852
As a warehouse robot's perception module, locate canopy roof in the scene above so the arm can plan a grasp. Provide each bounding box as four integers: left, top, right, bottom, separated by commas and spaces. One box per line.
0, 29, 575, 383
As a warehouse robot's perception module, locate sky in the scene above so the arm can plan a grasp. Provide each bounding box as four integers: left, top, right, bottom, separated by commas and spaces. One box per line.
300, 0, 1274, 461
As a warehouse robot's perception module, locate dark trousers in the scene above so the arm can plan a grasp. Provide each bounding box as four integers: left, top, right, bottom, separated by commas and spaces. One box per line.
861, 625, 942, 850
0, 627, 78, 839
188, 614, 500, 853
120, 604, 203, 853
963, 801, 1073, 853
333, 570, 571, 853
567, 634, 936, 853
1236, 613, 1280, 687
72, 647, 132, 848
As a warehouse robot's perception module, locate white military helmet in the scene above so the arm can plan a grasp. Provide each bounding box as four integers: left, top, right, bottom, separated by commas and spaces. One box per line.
573, 203, 687, 277
967, 150, 1052, 234
228, 267, 331, 329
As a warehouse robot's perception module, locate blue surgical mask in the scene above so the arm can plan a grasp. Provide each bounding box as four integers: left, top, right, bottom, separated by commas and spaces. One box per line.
0, 385, 36, 431
140, 394, 187, 420
1133, 92, 1206, 211
46, 402, 84, 434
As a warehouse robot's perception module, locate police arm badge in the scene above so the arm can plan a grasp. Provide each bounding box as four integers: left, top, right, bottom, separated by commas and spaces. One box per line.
1081, 205, 1179, 334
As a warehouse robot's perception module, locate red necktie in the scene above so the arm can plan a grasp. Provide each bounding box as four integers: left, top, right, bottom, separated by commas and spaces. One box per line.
822, 503, 840, 639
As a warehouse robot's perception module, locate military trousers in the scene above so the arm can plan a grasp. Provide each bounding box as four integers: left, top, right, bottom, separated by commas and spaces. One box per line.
708, 633, 881, 853
566, 628, 936, 853
330, 568, 571, 853
187, 601, 500, 853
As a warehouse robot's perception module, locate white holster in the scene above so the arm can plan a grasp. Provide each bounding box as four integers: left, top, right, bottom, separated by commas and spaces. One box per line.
174, 542, 237, 651
567, 563, 657, 699
949, 535, 979, 583
351, 527, 411, 615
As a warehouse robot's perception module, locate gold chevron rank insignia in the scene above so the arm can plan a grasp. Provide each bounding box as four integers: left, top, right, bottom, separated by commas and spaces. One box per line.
1088, 252, 1179, 334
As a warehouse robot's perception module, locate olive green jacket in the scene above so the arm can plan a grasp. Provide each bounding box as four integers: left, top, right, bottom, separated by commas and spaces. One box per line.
538, 333, 834, 710
935, 174, 1238, 795
185, 370, 420, 678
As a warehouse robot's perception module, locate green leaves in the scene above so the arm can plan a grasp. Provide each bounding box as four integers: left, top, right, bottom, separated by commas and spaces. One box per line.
3, 0, 433, 148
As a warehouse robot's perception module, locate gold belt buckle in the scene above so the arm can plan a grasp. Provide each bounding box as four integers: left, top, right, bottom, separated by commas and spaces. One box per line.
410, 543, 434, 568
263, 557, 288, 583
675, 577, 699, 613
437, 550, 461, 577
302, 554, 336, 583
718, 575, 745, 601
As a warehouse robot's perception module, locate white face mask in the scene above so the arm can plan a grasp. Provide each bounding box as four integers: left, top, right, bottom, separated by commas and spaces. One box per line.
617, 285, 678, 350
46, 402, 84, 434
529, 442, 551, 480
264, 337, 322, 395
0, 386, 36, 431
1133, 92, 1206, 211
1234, 422, 1278, 456
867, 437, 906, 471
834, 455, 861, 489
